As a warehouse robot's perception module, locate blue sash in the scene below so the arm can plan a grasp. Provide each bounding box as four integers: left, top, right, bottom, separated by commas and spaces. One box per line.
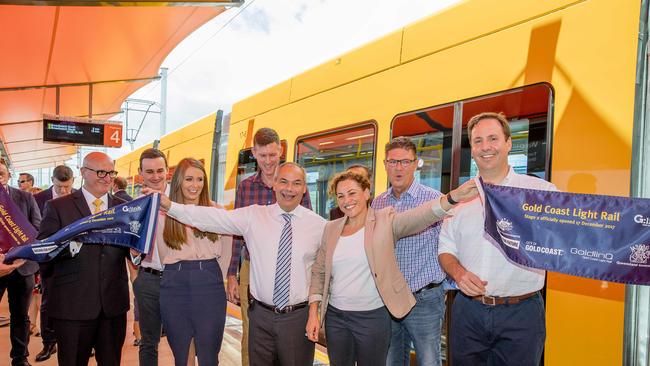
0, 187, 38, 254
3, 193, 160, 263
482, 180, 650, 285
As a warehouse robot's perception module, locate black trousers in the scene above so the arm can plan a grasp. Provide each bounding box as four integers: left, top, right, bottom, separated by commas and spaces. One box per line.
133, 268, 163, 366
39, 275, 56, 346
53, 311, 127, 366
248, 302, 314, 366
325, 305, 391, 366
0, 271, 34, 365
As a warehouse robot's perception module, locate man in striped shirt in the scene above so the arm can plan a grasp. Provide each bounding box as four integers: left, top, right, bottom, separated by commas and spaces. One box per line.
371, 136, 447, 366
226, 128, 311, 366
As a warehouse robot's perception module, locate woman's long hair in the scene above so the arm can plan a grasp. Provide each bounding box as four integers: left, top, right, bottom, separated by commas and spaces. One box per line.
163, 158, 219, 250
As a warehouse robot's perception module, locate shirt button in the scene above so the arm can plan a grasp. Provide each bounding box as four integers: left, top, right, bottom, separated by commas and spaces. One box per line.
374, 273, 377, 278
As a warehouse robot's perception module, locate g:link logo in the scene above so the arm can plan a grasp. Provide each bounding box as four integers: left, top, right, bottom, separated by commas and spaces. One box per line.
634, 215, 650, 227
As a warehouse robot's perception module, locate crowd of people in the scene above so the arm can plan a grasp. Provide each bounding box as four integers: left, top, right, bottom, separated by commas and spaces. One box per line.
0, 111, 554, 366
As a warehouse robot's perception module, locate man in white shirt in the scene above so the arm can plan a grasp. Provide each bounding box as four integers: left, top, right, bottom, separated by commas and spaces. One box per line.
438, 112, 556, 366
157, 162, 326, 366
132, 148, 169, 366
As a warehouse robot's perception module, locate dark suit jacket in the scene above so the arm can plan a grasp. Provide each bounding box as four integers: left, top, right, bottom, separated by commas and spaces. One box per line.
8, 186, 41, 276
38, 190, 129, 320
113, 189, 133, 202
33, 187, 53, 214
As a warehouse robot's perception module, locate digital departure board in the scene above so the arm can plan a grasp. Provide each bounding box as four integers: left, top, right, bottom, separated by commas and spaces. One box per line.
42, 115, 123, 148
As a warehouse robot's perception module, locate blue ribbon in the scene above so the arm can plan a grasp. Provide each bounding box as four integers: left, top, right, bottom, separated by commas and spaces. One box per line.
3, 193, 160, 264
482, 180, 650, 285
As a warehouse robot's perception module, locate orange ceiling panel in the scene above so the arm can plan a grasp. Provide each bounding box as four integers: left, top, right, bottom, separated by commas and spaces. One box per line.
0, 4, 228, 170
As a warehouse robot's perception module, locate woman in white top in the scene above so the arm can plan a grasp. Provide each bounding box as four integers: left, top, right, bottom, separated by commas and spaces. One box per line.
306, 171, 477, 366
157, 158, 227, 366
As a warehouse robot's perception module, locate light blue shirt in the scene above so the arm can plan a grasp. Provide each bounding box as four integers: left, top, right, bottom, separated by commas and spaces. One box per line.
372, 180, 444, 292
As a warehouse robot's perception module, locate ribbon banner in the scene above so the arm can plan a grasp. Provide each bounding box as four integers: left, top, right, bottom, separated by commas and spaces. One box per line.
0, 187, 38, 253
3, 193, 160, 264
482, 181, 650, 286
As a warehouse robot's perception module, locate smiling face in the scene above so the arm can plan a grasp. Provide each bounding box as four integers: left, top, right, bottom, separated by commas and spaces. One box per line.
252, 142, 282, 178
336, 179, 370, 219
181, 166, 205, 205
139, 157, 168, 192
273, 164, 306, 212
469, 117, 512, 180
81, 152, 115, 198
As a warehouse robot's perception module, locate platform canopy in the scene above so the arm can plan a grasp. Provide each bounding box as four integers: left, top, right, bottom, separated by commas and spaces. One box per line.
0, 1, 240, 171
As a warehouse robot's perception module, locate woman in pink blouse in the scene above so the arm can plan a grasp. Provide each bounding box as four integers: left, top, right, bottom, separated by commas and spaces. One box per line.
157, 158, 227, 366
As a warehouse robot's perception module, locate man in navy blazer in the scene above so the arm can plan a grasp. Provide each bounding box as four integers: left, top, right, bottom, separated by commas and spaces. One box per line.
0, 158, 41, 366
38, 152, 134, 366
33, 165, 75, 214
32, 164, 75, 362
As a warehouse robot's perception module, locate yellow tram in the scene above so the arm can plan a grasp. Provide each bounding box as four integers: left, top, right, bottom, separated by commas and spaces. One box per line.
117, 0, 647, 363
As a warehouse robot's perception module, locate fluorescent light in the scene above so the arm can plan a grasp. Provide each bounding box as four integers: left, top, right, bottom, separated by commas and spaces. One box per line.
344, 133, 374, 141
319, 141, 334, 145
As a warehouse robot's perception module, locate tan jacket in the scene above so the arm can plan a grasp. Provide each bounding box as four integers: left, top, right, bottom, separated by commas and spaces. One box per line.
309, 199, 447, 323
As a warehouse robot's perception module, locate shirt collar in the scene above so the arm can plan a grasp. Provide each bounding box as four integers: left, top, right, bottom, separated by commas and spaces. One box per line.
271, 202, 304, 219
253, 171, 273, 189
496, 166, 516, 186
81, 187, 108, 208
388, 179, 420, 200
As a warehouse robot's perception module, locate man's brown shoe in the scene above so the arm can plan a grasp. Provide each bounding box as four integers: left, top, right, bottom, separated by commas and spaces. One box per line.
34, 344, 56, 362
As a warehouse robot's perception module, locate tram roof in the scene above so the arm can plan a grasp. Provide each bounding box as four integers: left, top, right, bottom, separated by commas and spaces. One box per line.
0, 1, 239, 171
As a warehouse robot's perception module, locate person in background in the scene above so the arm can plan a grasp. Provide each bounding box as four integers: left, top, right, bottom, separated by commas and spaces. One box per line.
371, 136, 450, 366
439, 112, 556, 365
306, 171, 477, 365
0, 158, 41, 366
226, 127, 312, 366
32, 164, 75, 363
154, 158, 228, 366
113, 176, 133, 202
328, 164, 372, 220
18, 173, 34, 192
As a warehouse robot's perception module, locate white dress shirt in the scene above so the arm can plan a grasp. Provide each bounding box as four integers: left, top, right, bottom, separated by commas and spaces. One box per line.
438, 167, 557, 297
81, 187, 108, 213
167, 202, 326, 306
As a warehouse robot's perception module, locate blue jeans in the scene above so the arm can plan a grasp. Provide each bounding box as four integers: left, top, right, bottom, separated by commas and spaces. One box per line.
450, 292, 546, 366
387, 285, 445, 366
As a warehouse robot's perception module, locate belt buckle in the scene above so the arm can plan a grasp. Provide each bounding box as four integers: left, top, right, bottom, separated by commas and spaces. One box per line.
481, 295, 496, 306
275, 305, 289, 314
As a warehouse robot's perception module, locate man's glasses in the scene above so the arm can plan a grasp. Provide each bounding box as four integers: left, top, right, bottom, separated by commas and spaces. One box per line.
83, 167, 118, 179
384, 159, 416, 167
18, 180, 28, 184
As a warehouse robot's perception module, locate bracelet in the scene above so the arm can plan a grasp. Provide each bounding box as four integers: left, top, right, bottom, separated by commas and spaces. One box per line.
446, 194, 459, 205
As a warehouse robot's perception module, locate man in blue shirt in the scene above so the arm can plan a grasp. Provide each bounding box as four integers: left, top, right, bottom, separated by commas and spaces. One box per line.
372, 136, 447, 366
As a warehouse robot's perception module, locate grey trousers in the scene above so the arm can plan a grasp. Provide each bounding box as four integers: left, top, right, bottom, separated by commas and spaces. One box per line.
248, 301, 314, 366
133, 269, 162, 366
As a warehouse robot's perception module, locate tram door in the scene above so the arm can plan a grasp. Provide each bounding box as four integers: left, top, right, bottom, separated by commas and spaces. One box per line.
391, 83, 552, 365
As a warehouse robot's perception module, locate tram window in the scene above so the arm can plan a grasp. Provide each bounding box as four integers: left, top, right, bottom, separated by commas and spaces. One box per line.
236, 140, 287, 186
459, 84, 552, 183
295, 123, 377, 219
391, 104, 454, 193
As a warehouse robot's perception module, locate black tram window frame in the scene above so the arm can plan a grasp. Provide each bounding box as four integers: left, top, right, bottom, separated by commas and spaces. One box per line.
294, 121, 378, 219
390, 82, 555, 189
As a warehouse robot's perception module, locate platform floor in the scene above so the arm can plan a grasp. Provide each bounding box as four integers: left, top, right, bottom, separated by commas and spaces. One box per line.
0, 295, 329, 365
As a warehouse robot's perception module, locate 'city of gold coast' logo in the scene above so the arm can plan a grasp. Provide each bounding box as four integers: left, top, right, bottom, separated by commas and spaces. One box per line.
129, 220, 141, 234
496, 218, 521, 249
630, 244, 650, 264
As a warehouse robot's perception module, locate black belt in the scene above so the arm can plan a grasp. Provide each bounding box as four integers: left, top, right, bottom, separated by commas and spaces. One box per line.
140, 266, 163, 277
414, 282, 442, 295
251, 298, 308, 314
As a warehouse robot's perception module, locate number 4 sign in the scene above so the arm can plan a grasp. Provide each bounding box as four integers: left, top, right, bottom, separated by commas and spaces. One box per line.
104, 124, 123, 148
